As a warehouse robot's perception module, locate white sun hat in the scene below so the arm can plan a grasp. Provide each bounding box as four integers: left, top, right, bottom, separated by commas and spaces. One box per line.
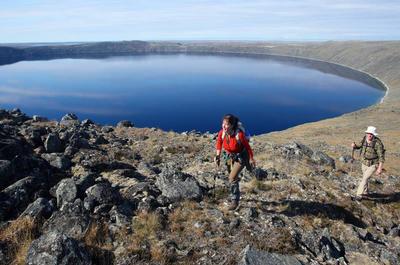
365, 126, 378, 136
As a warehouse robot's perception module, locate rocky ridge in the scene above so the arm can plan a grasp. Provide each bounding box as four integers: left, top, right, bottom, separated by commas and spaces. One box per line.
0, 109, 399, 265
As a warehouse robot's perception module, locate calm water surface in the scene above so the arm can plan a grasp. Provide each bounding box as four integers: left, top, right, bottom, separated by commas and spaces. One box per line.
0, 54, 384, 134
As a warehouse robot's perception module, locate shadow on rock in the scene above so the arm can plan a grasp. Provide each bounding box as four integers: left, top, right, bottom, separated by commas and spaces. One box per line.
363, 192, 400, 203
280, 200, 366, 228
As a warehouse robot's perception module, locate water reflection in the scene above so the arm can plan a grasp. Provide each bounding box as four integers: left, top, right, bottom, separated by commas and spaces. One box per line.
0, 53, 384, 134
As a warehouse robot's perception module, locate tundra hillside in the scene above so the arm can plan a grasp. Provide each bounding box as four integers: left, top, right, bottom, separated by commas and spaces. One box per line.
0, 41, 399, 264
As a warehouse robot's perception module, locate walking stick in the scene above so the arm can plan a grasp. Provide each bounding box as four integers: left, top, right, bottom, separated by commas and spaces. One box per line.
349, 147, 355, 178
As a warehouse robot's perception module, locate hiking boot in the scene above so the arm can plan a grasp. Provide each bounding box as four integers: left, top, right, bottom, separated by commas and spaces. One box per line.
228, 200, 239, 211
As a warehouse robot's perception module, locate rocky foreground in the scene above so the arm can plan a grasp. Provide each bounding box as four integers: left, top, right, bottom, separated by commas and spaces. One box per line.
0, 108, 399, 265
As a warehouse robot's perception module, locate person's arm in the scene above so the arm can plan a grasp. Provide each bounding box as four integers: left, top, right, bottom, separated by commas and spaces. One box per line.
215, 130, 223, 165
239, 132, 255, 165
351, 138, 363, 149
375, 140, 385, 175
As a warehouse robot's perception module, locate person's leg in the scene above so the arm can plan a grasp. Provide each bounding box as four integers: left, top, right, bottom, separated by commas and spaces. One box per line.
228, 161, 244, 209
356, 164, 376, 196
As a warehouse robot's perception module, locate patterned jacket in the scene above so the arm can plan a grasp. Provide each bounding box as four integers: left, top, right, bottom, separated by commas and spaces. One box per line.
354, 136, 385, 166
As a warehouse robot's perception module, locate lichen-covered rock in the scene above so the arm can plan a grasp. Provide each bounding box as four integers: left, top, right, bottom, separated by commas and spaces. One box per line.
43, 200, 91, 240
56, 178, 78, 208
20, 197, 54, 220
155, 168, 203, 202
26, 231, 92, 265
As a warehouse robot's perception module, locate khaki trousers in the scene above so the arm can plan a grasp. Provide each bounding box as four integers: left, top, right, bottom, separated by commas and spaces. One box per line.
356, 164, 377, 196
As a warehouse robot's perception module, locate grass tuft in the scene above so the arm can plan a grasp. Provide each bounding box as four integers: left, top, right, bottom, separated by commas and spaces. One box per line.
0, 217, 39, 265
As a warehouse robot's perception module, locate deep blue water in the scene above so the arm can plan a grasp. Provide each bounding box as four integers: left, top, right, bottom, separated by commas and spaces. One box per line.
0, 54, 384, 134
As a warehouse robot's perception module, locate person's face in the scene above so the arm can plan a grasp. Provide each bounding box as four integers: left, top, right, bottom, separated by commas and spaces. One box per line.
222, 119, 230, 131
366, 133, 374, 141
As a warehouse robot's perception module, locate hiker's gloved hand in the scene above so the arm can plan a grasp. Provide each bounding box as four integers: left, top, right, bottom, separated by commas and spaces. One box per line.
351, 142, 356, 148
214, 155, 220, 166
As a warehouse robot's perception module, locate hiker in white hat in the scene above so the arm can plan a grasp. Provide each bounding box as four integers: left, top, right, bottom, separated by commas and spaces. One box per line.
351, 126, 385, 201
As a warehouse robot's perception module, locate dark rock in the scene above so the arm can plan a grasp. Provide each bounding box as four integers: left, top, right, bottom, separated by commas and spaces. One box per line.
229, 218, 241, 230
83, 196, 96, 212
56, 179, 78, 208
85, 183, 119, 205
137, 196, 159, 213
64, 146, 78, 157
339, 155, 353, 163
280, 142, 313, 159
20, 197, 54, 220
93, 204, 113, 216
388, 226, 400, 237
278, 142, 335, 168
101, 126, 114, 133
43, 200, 90, 240
44, 133, 63, 153
109, 204, 134, 227
318, 228, 345, 261
81, 119, 94, 126
41, 153, 71, 170
74, 172, 96, 198
155, 168, 203, 202
156, 195, 171, 207
10, 108, 21, 115
238, 245, 302, 265
26, 231, 92, 265
69, 133, 90, 149
0, 160, 13, 188
0, 176, 46, 221
244, 207, 258, 220
266, 167, 287, 180
93, 135, 108, 145
117, 120, 134, 128
252, 167, 268, 180
0, 136, 29, 160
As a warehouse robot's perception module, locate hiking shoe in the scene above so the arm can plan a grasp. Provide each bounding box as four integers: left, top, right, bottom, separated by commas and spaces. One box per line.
228, 201, 239, 211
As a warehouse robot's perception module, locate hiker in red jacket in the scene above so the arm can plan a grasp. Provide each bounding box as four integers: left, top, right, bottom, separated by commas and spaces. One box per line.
215, 114, 256, 210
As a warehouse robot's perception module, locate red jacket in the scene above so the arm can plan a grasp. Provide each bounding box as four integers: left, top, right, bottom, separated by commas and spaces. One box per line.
216, 130, 253, 160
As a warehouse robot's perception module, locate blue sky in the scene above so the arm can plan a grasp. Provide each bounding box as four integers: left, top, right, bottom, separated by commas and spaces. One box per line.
1, 0, 399, 43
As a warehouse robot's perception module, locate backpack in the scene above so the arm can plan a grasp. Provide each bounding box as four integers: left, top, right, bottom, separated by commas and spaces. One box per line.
360, 136, 385, 160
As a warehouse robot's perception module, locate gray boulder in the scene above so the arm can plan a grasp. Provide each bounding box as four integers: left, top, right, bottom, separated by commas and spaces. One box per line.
41, 153, 71, 170
43, 200, 91, 240
85, 182, 119, 205
155, 168, 203, 202
312, 151, 335, 168
239, 245, 302, 265
56, 179, 78, 208
0, 176, 45, 221
117, 120, 134, 128
279, 142, 335, 168
44, 133, 63, 153
32, 115, 48, 122
60, 113, 79, 127
26, 231, 92, 265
